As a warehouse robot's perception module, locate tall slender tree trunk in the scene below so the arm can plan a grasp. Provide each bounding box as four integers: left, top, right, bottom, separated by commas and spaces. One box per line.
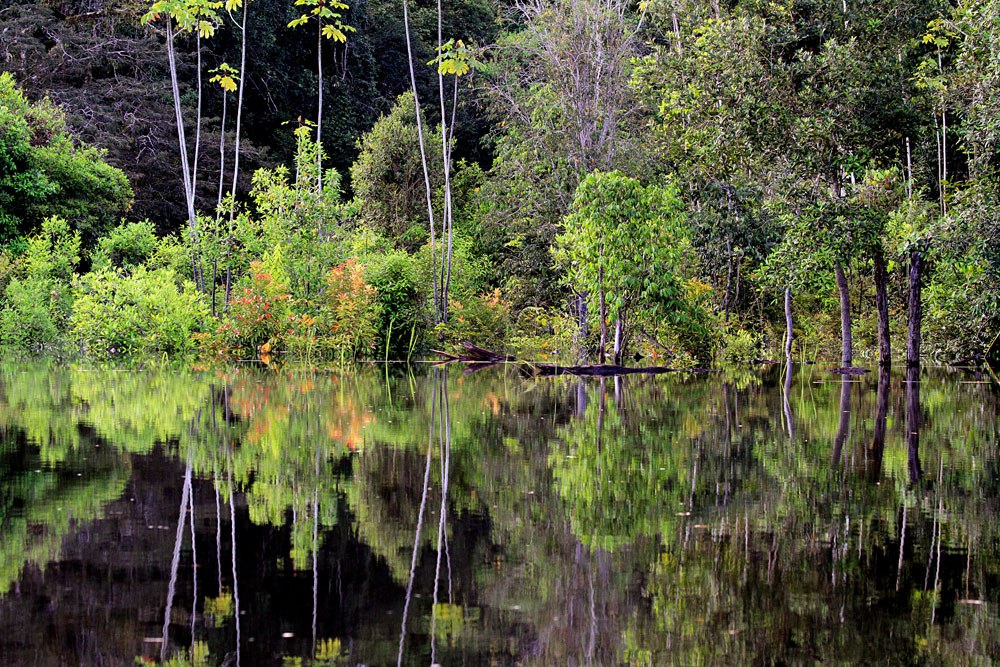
598, 257, 607, 364
316, 19, 323, 194
874, 245, 891, 368
723, 236, 733, 324
225, 1, 248, 310
613, 316, 622, 365
576, 292, 588, 363
834, 262, 853, 366
400, 0, 439, 323
436, 0, 453, 324
212, 95, 227, 317
784, 286, 793, 359
193, 33, 205, 293
165, 23, 198, 283
907, 248, 922, 366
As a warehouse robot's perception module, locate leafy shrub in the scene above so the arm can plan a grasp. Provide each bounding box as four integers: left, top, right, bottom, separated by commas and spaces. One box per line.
314, 258, 381, 361
510, 306, 578, 361
0, 72, 132, 246
363, 250, 425, 358
436, 288, 512, 351
198, 262, 293, 362
91, 220, 158, 272
717, 326, 762, 362
69, 267, 208, 360
0, 216, 79, 353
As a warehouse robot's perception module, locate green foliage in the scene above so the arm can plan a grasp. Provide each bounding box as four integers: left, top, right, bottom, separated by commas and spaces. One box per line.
198, 263, 293, 362
556, 171, 711, 359
0, 72, 132, 246
360, 248, 426, 358
91, 220, 159, 272
314, 258, 381, 361
350, 92, 442, 250
0, 216, 80, 353
68, 267, 208, 360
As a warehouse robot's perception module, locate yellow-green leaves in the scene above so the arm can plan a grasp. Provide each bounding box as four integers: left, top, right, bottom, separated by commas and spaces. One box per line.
209, 63, 240, 93
428, 39, 482, 77
142, 0, 223, 37
287, 0, 355, 42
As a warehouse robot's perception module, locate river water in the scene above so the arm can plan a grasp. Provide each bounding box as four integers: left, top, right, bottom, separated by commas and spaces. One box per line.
0, 363, 997, 665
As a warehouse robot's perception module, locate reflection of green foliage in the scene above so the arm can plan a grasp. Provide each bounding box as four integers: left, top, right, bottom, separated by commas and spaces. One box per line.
0, 427, 129, 594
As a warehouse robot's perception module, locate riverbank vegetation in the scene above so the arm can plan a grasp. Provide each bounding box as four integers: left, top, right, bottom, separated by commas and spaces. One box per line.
1, 0, 998, 366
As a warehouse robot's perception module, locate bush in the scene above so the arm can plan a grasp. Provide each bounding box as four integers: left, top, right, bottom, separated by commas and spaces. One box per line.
69, 267, 208, 360
436, 288, 513, 351
0, 216, 79, 353
91, 220, 158, 272
314, 258, 381, 361
363, 250, 425, 359
0, 72, 132, 246
198, 262, 293, 362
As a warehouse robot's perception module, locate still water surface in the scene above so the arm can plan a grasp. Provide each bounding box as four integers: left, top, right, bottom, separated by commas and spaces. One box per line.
0, 364, 997, 665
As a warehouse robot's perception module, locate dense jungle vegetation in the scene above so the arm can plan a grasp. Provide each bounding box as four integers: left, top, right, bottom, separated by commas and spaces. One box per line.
1, 0, 999, 366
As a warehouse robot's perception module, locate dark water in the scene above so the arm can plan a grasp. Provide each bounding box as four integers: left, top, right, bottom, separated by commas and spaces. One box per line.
0, 363, 998, 665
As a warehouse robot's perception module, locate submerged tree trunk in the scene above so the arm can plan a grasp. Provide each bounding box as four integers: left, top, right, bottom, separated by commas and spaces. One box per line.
907, 248, 923, 366
874, 245, 891, 368
834, 262, 853, 366
784, 286, 793, 359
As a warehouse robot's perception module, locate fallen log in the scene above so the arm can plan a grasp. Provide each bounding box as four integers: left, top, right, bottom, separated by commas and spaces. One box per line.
826, 366, 870, 375
431, 343, 718, 376
526, 363, 717, 377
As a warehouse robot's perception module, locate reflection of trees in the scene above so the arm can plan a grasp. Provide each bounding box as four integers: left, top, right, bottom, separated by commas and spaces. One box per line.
0, 427, 130, 594
1, 363, 1000, 664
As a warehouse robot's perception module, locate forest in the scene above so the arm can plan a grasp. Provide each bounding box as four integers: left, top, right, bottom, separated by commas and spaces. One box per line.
1, 0, 999, 367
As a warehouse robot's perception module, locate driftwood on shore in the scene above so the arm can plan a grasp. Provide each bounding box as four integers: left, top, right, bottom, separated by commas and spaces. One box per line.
432, 343, 718, 376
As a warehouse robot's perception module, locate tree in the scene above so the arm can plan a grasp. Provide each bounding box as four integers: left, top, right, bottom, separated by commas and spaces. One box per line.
555, 171, 705, 363
480, 0, 649, 315
288, 0, 355, 194
0, 73, 132, 248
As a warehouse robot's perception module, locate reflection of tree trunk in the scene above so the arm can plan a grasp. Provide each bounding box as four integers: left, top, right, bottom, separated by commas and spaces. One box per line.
782, 362, 794, 439
576, 379, 587, 417
874, 246, 891, 368
162, 464, 192, 660
832, 379, 852, 465
834, 262, 853, 366
784, 287, 793, 358
431, 375, 451, 666
869, 366, 890, 480
723, 382, 733, 455
907, 249, 923, 367
189, 480, 198, 646
597, 378, 606, 457
906, 365, 921, 482
398, 384, 438, 666
229, 461, 241, 667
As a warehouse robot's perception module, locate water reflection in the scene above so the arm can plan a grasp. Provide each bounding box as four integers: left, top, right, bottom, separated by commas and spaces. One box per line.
0, 364, 996, 663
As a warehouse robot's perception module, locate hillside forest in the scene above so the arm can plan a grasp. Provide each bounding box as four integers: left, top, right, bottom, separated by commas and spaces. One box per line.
1, 0, 999, 367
